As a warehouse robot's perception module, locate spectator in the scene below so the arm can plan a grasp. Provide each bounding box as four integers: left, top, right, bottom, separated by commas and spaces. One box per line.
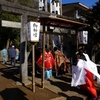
8, 46, 11, 63
8, 45, 16, 66
1, 46, 8, 64
15, 46, 20, 62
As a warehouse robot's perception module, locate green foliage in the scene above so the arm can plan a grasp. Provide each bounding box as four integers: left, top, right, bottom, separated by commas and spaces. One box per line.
18, 0, 38, 9
2, 13, 20, 22
0, 27, 20, 49
90, 1, 100, 43
92, 2, 100, 21
0, 0, 38, 50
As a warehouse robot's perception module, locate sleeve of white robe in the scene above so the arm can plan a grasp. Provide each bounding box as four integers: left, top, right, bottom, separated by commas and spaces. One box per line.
83, 53, 100, 84
71, 61, 86, 87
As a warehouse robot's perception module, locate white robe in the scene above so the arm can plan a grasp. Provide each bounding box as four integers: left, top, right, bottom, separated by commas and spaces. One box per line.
71, 53, 100, 87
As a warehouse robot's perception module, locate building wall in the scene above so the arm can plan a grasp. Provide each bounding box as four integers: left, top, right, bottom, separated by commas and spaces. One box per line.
63, 9, 76, 19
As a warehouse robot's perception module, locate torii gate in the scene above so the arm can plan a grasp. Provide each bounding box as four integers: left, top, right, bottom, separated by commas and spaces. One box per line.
0, 0, 50, 86
0, 0, 89, 90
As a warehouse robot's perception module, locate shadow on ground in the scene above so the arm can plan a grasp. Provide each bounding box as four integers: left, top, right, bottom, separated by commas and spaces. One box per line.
0, 88, 28, 100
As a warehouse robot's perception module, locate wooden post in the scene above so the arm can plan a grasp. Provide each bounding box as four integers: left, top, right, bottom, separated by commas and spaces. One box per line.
41, 22, 45, 88
76, 30, 78, 51
32, 43, 35, 92
60, 0, 62, 15
45, 0, 47, 12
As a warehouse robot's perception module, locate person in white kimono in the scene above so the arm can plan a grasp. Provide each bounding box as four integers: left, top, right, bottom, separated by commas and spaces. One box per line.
71, 51, 100, 100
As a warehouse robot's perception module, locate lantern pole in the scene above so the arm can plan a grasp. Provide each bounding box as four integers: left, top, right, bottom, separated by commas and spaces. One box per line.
41, 21, 45, 88
32, 42, 35, 92
26, 21, 40, 92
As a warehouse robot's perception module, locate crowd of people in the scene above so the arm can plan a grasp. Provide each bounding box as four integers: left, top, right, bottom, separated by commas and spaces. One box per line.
1, 42, 100, 100
1, 43, 70, 79
1, 43, 19, 67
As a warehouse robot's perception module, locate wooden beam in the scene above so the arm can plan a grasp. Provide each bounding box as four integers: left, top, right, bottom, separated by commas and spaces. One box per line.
1, 20, 48, 31
1, 5, 50, 17
0, 0, 50, 17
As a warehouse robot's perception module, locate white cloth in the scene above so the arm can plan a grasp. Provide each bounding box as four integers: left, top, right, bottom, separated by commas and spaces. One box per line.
71, 64, 86, 86
83, 53, 100, 81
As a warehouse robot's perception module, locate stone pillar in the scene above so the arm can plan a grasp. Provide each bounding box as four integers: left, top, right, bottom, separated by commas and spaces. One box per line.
20, 14, 31, 85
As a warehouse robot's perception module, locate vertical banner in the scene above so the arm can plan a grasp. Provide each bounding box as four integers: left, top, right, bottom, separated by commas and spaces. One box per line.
50, 0, 60, 15
39, 0, 44, 11
26, 22, 40, 42
56, 0, 60, 15
78, 31, 88, 44
50, 0, 56, 14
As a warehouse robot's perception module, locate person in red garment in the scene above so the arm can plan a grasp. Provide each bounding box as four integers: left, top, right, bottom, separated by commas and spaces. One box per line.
36, 45, 55, 80
71, 48, 100, 100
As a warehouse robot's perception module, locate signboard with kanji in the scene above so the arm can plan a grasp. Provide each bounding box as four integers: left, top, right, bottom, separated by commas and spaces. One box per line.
26, 22, 40, 42
39, 0, 44, 11
78, 31, 88, 44
50, 0, 60, 15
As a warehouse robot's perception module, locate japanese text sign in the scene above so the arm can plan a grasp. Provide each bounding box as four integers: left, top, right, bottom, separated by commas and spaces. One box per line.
78, 31, 88, 44
26, 22, 40, 42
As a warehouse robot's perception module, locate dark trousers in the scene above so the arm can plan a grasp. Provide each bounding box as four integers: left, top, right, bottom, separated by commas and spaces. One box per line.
58, 63, 65, 75
11, 57, 16, 66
